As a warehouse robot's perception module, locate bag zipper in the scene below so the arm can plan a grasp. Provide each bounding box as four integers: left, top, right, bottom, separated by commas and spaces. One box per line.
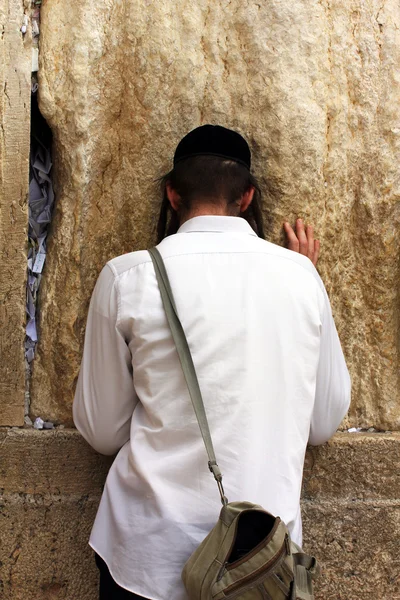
225, 512, 282, 571
222, 537, 288, 599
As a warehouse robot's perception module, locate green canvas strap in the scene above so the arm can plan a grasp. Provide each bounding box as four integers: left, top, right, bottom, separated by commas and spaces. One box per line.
148, 247, 228, 506
291, 549, 320, 599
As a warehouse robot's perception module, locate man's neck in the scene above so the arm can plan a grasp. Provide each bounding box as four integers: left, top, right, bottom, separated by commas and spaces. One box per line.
180, 203, 238, 226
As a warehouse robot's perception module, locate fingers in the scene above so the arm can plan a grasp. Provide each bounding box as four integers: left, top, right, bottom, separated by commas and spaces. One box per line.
313, 239, 320, 267
296, 219, 308, 255
283, 219, 321, 267
305, 225, 314, 261
283, 222, 299, 252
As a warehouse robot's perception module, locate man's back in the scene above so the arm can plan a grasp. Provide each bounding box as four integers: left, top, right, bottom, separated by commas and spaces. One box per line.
73, 215, 350, 600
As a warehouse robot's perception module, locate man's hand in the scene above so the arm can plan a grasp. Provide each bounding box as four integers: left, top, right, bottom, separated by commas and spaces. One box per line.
283, 219, 320, 267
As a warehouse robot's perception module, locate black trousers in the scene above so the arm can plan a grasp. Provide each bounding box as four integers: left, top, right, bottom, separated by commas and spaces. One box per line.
95, 553, 150, 600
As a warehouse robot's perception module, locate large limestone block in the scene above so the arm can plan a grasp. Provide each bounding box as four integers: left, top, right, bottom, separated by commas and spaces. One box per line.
33, 0, 400, 427
0, 1, 31, 425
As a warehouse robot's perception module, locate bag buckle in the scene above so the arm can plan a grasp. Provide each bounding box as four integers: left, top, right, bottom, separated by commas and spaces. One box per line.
208, 461, 229, 506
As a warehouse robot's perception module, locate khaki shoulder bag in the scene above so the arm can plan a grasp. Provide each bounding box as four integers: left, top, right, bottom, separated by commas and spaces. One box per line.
149, 247, 320, 600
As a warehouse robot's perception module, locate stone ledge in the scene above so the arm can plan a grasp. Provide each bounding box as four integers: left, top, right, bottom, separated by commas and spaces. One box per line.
303, 432, 400, 499
0, 428, 113, 495
1, 429, 398, 498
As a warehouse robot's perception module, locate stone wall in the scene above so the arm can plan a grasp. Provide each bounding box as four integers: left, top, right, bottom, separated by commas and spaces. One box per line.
1, 431, 399, 599
1, 2, 400, 599
30, 0, 400, 429
0, 0, 30, 426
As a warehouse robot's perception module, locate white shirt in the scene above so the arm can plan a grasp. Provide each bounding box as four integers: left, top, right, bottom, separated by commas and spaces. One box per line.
73, 216, 350, 600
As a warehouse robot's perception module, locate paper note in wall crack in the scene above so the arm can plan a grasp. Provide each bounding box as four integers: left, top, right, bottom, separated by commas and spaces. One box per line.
26, 288, 35, 319
26, 318, 38, 342
32, 251, 46, 274
26, 347, 35, 363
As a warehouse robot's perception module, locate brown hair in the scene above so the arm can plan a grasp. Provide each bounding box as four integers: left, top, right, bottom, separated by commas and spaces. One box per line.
156, 155, 265, 243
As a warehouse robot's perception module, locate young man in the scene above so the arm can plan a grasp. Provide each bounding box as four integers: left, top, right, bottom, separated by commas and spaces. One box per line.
73, 125, 351, 600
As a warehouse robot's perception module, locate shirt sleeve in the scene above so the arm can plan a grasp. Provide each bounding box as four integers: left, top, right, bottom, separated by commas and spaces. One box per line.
308, 274, 351, 446
73, 263, 139, 455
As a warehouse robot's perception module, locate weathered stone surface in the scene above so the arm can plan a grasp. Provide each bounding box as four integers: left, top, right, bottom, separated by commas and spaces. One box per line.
303, 432, 400, 500
33, 0, 400, 427
0, 495, 99, 600
303, 434, 400, 598
0, 427, 113, 494
303, 504, 400, 600
0, 428, 111, 599
1, 431, 398, 598
0, 1, 31, 425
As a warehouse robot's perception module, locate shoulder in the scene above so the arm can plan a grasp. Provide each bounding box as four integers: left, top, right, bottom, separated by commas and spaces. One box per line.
105, 250, 152, 278
253, 238, 327, 309
254, 238, 319, 278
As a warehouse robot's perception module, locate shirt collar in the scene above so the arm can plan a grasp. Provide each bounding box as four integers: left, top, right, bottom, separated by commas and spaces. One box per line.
177, 215, 258, 236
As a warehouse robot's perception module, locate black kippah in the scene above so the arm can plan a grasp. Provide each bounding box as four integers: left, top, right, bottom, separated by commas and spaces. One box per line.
173, 124, 251, 170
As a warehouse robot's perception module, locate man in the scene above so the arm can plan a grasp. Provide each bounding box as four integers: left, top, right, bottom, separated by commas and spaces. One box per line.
73, 125, 351, 600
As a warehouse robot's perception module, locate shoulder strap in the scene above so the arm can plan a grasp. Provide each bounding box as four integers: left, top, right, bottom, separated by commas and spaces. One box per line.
148, 247, 228, 506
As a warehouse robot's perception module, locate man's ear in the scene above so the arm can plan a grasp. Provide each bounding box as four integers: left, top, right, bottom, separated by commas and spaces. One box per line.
166, 183, 181, 212
239, 186, 255, 213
